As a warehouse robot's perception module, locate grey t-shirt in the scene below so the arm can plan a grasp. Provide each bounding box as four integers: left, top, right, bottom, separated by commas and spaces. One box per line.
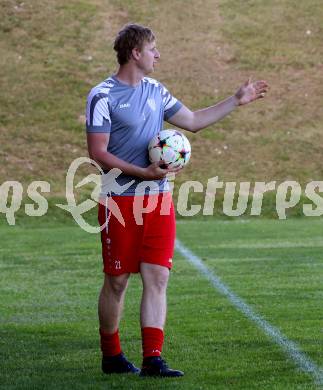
86, 75, 182, 195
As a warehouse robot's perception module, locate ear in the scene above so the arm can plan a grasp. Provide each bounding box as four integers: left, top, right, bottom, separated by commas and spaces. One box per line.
131, 47, 141, 61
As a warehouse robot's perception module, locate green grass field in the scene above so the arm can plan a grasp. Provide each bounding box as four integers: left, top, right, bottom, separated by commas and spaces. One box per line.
1, 218, 322, 389
1, 0, 323, 388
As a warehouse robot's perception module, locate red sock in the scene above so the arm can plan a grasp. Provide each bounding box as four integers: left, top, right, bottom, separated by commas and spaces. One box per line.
99, 328, 121, 357
141, 327, 164, 358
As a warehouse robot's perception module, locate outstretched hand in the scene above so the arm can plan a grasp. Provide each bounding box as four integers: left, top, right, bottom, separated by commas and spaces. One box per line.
235, 78, 269, 106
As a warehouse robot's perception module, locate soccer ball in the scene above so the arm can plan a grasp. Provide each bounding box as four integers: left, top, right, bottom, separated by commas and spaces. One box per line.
148, 129, 191, 169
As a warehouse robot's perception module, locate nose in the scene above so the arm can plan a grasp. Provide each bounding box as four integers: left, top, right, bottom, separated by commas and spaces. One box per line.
155, 49, 160, 59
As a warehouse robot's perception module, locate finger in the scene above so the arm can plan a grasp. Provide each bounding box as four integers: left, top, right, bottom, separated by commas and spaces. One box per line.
255, 82, 268, 91
245, 76, 252, 86
167, 166, 183, 173
158, 160, 169, 169
157, 160, 169, 170
255, 80, 269, 88
257, 88, 268, 95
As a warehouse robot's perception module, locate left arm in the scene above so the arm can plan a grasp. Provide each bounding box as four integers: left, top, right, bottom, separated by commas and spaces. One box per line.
168, 79, 268, 133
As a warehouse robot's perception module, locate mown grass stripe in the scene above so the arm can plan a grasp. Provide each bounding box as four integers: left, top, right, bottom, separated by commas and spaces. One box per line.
175, 238, 323, 386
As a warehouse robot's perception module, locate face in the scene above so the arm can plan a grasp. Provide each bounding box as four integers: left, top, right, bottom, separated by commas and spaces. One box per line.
136, 40, 160, 74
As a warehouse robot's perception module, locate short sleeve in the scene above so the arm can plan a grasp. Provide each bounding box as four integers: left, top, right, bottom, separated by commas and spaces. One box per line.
86, 92, 111, 133
161, 85, 183, 121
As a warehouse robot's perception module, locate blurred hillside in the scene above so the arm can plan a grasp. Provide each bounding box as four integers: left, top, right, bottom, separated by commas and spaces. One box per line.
1, 0, 323, 196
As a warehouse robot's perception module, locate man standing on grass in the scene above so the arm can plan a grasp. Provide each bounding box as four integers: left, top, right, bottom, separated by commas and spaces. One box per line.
86, 23, 268, 377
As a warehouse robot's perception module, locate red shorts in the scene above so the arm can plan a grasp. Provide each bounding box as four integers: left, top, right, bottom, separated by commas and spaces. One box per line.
98, 193, 176, 275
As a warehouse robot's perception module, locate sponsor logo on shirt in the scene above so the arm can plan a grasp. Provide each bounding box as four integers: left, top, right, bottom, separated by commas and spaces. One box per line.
119, 103, 131, 109
147, 98, 156, 111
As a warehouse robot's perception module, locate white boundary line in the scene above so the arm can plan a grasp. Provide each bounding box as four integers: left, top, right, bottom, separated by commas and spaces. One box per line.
175, 239, 323, 386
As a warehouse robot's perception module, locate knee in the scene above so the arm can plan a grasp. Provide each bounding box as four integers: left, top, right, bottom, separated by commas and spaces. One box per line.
104, 275, 128, 298
144, 268, 169, 294
155, 272, 169, 292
